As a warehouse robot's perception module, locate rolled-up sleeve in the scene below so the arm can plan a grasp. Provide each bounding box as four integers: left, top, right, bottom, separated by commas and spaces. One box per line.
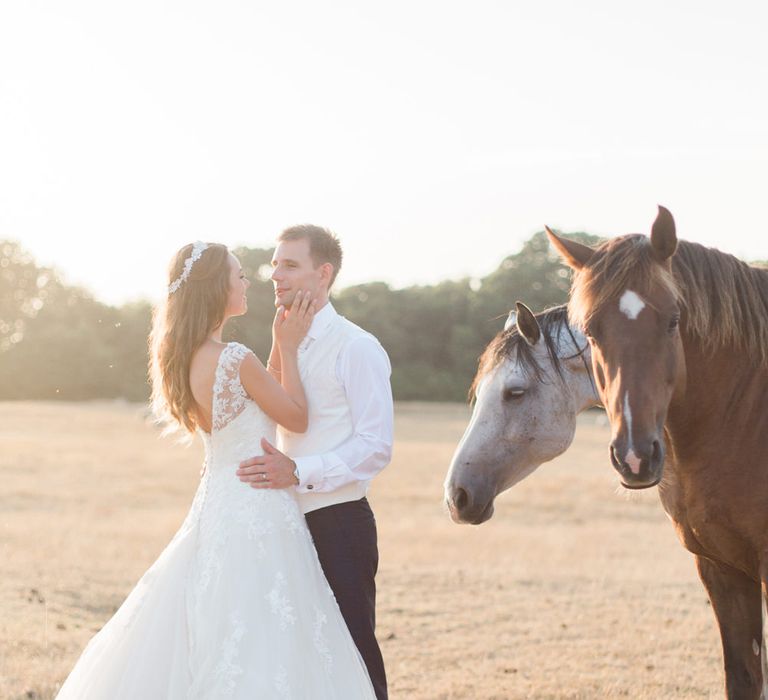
293, 335, 393, 493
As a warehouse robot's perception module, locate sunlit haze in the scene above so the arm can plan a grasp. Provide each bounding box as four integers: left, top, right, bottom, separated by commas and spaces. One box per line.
1, 1, 766, 305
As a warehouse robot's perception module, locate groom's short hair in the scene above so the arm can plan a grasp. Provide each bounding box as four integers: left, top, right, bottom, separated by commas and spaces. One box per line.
278, 224, 343, 288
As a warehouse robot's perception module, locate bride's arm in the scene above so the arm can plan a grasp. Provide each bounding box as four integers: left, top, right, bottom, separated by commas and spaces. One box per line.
265, 315, 282, 380
240, 293, 315, 432
266, 347, 281, 380
239, 355, 306, 432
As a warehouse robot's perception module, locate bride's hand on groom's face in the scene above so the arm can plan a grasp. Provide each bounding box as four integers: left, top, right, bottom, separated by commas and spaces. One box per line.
273, 290, 316, 353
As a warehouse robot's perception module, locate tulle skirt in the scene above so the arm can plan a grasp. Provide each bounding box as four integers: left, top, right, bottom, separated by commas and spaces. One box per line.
55, 482, 375, 699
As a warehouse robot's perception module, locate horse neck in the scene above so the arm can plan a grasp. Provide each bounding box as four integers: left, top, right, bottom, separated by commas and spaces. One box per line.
666, 329, 764, 458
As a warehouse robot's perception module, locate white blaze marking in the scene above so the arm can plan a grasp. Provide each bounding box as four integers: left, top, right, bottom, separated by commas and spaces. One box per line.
623, 392, 641, 474
619, 290, 646, 320
625, 450, 642, 475
623, 393, 633, 449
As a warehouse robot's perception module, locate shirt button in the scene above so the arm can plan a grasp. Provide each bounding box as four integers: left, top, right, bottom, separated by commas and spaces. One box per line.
307, 485, 314, 490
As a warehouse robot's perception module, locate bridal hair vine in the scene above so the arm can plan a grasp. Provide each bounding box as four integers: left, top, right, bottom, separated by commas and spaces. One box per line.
168, 241, 209, 295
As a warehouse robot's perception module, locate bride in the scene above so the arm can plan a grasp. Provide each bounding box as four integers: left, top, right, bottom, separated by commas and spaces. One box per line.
55, 242, 376, 699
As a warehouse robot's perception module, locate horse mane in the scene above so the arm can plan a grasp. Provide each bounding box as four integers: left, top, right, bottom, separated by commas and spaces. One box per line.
469, 305, 586, 400
569, 235, 768, 365
674, 241, 768, 363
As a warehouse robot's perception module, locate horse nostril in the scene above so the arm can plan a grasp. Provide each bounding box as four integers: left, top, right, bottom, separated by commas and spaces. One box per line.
652, 440, 662, 462
454, 487, 469, 512
609, 444, 622, 469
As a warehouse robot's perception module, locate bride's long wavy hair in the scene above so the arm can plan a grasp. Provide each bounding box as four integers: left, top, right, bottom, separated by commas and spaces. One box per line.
149, 242, 230, 435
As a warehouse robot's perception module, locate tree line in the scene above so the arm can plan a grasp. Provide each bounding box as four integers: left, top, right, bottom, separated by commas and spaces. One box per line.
0, 232, 600, 402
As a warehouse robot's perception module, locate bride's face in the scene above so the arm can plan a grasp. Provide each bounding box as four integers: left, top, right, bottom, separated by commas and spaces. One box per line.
224, 254, 250, 317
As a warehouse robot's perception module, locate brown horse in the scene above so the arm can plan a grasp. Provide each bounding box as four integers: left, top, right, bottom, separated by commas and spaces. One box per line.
548, 207, 768, 699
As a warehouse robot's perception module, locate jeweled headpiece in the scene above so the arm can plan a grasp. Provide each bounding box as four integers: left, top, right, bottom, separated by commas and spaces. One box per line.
168, 241, 209, 295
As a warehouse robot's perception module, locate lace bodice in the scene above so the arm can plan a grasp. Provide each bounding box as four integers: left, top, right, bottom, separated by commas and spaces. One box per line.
198, 342, 277, 471
212, 342, 253, 433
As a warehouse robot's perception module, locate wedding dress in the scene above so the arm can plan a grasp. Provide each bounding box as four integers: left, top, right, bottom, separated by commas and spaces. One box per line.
55, 342, 376, 699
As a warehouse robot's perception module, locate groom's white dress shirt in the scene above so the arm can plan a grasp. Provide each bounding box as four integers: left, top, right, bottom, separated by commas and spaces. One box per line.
277, 302, 394, 514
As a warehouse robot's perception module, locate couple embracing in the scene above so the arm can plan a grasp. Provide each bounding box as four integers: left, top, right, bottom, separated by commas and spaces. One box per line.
56, 226, 393, 699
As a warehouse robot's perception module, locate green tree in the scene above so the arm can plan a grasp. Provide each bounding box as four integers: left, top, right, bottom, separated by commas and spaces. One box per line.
475, 230, 601, 325
0, 240, 53, 353
0, 231, 603, 402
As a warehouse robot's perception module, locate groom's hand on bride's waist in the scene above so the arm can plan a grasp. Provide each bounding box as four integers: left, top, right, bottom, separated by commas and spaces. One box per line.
236, 438, 300, 490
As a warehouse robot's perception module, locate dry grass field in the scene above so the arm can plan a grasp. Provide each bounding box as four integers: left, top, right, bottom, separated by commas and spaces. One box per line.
0, 401, 723, 699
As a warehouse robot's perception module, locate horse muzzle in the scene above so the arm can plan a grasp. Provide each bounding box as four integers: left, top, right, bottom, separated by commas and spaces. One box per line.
609, 437, 664, 489
444, 482, 496, 525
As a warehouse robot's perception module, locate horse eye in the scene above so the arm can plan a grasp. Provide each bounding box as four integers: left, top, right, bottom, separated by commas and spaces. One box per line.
503, 388, 525, 401
668, 314, 680, 332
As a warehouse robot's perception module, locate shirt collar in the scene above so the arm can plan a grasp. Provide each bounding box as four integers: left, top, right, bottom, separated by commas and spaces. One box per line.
306, 300, 338, 340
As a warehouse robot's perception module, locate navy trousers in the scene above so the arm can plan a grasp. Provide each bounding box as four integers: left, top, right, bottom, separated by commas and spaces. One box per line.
305, 497, 387, 700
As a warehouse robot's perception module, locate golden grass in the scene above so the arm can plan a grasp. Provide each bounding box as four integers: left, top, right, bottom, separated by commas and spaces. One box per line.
0, 402, 721, 699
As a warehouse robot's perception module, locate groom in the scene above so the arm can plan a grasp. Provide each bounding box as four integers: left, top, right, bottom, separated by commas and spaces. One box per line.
236, 224, 393, 700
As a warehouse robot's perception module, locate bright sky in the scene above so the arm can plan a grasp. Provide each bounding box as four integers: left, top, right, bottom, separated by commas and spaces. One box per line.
1, 1, 766, 305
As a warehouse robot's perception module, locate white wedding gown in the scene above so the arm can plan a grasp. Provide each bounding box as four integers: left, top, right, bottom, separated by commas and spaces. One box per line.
56, 342, 376, 699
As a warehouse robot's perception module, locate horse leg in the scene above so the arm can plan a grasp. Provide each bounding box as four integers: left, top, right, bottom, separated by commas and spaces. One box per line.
762, 578, 768, 699
696, 556, 763, 699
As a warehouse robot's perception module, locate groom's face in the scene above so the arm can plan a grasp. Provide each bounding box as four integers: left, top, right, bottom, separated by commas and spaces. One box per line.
270, 238, 323, 309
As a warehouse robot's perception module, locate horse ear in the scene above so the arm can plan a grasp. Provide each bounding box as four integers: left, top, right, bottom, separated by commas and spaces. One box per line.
504, 310, 517, 331
545, 227, 594, 270
515, 301, 541, 346
650, 205, 677, 261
